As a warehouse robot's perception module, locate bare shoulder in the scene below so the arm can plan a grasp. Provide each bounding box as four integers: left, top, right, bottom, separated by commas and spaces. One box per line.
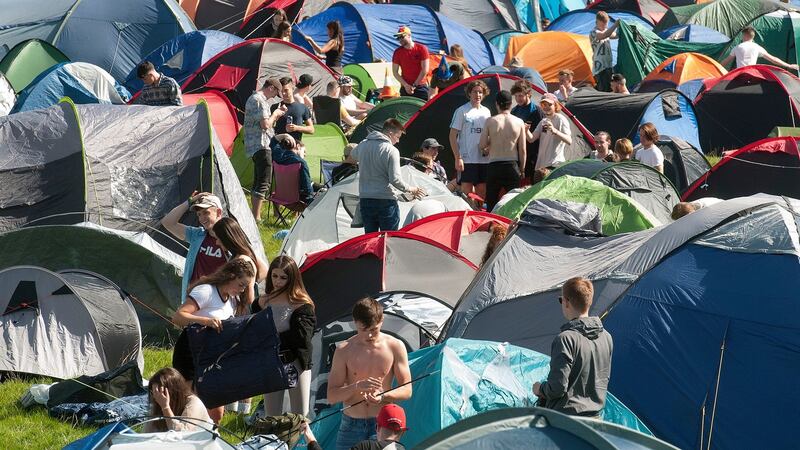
384, 334, 408, 355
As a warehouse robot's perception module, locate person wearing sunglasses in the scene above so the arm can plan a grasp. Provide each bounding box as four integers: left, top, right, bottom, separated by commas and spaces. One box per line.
391, 26, 431, 101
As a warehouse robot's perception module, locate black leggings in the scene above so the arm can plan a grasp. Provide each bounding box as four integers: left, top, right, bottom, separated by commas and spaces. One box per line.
486, 161, 521, 212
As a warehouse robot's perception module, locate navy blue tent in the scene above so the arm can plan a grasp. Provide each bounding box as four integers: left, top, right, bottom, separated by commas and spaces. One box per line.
292, 3, 501, 73
658, 24, 729, 44
124, 30, 243, 93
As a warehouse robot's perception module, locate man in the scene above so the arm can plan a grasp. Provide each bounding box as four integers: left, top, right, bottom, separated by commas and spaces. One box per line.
590, 131, 612, 160
339, 76, 374, 119
135, 61, 183, 106
510, 80, 541, 179
351, 118, 425, 232
244, 77, 284, 220
479, 90, 526, 212
721, 26, 799, 71
533, 277, 613, 417
526, 93, 572, 170
271, 77, 314, 142
270, 134, 315, 204
635, 122, 664, 173
392, 26, 431, 101
430, 57, 466, 97
328, 297, 413, 450
332, 143, 359, 185
294, 73, 314, 110
590, 12, 620, 92
450, 80, 491, 202
161, 193, 226, 300
553, 69, 577, 102
610, 73, 630, 94
326, 81, 361, 129
420, 138, 448, 183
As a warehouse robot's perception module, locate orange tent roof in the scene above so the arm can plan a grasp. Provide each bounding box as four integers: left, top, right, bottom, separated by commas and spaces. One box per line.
505, 32, 595, 86
644, 52, 727, 85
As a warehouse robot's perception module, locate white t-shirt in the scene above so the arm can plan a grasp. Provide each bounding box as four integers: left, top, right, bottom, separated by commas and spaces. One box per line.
590, 29, 614, 74
635, 145, 665, 168
450, 102, 491, 164
188, 284, 235, 320
692, 197, 723, 209
532, 113, 572, 169
340, 93, 359, 112
731, 41, 766, 68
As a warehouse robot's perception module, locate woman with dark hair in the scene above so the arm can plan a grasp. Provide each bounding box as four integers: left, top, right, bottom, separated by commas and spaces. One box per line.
304, 21, 344, 72
253, 255, 316, 417
274, 21, 292, 42
212, 217, 268, 308
144, 367, 212, 432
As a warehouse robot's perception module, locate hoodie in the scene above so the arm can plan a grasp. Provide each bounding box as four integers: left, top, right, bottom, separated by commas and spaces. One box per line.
351, 131, 412, 200
540, 316, 613, 416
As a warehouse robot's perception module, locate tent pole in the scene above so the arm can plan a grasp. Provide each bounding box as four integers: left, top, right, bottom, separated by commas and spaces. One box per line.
533, 0, 542, 32
706, 323, 729, 450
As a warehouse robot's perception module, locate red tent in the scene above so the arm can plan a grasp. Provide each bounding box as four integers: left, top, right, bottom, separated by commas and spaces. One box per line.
184, 91, 240, 156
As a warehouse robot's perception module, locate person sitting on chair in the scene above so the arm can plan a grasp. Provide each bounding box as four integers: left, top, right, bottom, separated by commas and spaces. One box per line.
332, 143, 359, 185
271, 134, 315, 205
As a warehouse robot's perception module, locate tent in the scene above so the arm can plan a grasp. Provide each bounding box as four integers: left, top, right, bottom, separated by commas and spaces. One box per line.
655, 0, 799, 37
123, 30, 244, 93
683, 136, 800, 201
178, 0, 265, 34
349, 97, 424, 144
310, 339, 654, 449
419, 408, 678, 449
0, 74, 16, 116
657, 24, 729, 43
392, 0, 529, 34
291, 3, 502, 73
400, 74, 595, 178
505, 32, 595, 86
237, 0, 366, 39
65, 423, 240, 450
181, 38, 336, 122
565, 88, 702, 152
183, 91, 241, 156
721, 10, 800, 71
529, 0, 588, 23
694, 65, 800, 152
494, 176, 660, 234
478, 65, 548, 92
342, 62, 400, 100
0, 266, 143, 380
443, 195, 800, 449
399, 210, 512, 265
0, 39, 70, 93
641, 52, 726, 88
279, 165, 470, 263
11, 63, 130, 113
485, 28, 526, 54
646, 135, 710, 193
586, 0, 670, 24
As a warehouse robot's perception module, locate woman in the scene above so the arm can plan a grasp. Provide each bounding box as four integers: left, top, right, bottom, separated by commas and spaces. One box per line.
614, 138, 634, 161
526, 92, 572, 170
266, 8, 287, 38
212, 217, 268, 309
144, 367, 212, 432
635, 122, 665, 173
305, 21, 344, 73
252, 255, 315, 417
172, 258, 255, 423
274, 21, 292, 42
449, 44, 472, 76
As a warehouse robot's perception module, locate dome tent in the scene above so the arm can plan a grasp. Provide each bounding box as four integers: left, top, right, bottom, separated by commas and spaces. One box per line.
342, 62, 400, 101
586, 0, 670, 25
505, 32, 595, 85
348, 97, 424, 144
641, 52, 726, 88
392, 0, 529, 34
0, 39, 70, 93
647, 135, 710, 193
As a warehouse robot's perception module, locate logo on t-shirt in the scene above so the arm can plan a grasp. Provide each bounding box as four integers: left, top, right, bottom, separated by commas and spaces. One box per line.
470, 127, 482, 134
199, 245, 223, 258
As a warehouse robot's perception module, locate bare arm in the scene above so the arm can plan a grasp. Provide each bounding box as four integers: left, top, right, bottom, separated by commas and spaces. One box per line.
527, 122, 542, 143
261, 105, 285, 130
478, 119, 491, 157
172, 299, 213, 328
720, 54, 735, 68
319, 39, 337, 54
517, 125, 527, 170
594, 20, 619, 41
326, 344, 353, 404
392, 63, 408, 90
382, 339, 412, 402
762, 52, 799, 71
162, 191, 211, 241
654, 164, 664, 174
290, 118, 315, 135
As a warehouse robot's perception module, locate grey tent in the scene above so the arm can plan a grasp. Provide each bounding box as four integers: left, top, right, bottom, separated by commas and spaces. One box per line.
0, 266, 143, 380
646, 135, 710, 194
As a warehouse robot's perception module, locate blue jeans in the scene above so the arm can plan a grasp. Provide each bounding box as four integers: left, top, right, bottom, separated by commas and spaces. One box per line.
336, 414, 377, 450
360, 198, 400, 233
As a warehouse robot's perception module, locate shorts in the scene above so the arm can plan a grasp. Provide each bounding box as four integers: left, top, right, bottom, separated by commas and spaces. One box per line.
400, 84, 430, 101
460, 163, 488, 184
252, 147, 272, 199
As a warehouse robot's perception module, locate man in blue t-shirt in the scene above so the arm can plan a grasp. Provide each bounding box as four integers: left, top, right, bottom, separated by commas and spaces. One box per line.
270, 77, 314, 141
510, 80, 542, 179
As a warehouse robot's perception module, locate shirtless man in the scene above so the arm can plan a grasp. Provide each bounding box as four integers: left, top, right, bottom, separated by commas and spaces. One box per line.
328, 297, 412, 450
480, 90, 526, 212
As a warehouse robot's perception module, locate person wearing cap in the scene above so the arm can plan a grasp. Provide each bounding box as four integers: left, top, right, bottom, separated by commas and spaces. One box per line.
392, 26, 431, 101
430, 54, 467, 98
162, 192, 228, 304
590, 12, 620, 92
244, 77, 285, 221
339, 76, 374, 119
553, 68, 577, 102
610, 73, 630, 95
526, 93, 572, 169
304, 20, 345, 73
271, 77, 314, 143
294, 74, 314, 110
420, 138, 448, 183
450, 79, 492, 203
326, 81, 361, 130
479, 90, 527, 212
332, 143, 359, 185
300, 404, 409, 450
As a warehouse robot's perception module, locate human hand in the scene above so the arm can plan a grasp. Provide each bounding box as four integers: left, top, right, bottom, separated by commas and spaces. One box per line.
455, 157, 465, 172
542, 120, 552, 133
364, 391, 383, 405
300, 421, 316, 441
354, 377, 383, 394
274, 104, 288, 117
411, 187, 426, 200
402, 82, 414, 94
152, 384, 170, 409
286, 123, 297, 133
533, 382, 543, 397
190, 191, 213, 203
791, 64, 799, 72
204, 317, 223, 333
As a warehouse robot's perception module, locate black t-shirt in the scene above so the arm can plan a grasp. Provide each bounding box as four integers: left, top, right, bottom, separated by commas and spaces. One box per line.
511, 101, 542, 177
271, 101, 312, 141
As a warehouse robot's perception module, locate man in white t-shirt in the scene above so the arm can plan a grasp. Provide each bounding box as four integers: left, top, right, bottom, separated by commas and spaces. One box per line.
720, 26, 799, 71
338, 76, 374, 119
635, 122, 664, 173
590, 12, 620, 92
449, 79, 492, 201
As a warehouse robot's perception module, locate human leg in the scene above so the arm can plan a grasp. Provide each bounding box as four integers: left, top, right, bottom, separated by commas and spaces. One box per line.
288, 367, 311, 417
359, 198, 380, 233
264, 390, 285, 417
251, 148, 272, 220
375, 199, 400, 231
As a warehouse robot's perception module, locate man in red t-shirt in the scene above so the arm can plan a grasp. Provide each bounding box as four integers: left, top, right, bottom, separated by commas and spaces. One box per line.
391, 26, 430, 101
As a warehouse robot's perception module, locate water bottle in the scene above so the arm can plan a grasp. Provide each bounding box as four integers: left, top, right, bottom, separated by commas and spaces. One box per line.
285, 115, 293, 129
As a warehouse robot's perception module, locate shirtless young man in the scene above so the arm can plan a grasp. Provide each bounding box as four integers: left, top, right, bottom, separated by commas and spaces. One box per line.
480, 90, 526, 212
328, 297, 412, 450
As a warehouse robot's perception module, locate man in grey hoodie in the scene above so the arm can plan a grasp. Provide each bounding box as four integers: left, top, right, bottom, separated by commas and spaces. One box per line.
533, 277, 613, 417
352, 118, 425, 232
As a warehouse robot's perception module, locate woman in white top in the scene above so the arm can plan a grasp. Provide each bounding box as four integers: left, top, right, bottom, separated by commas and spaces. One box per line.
635, 122, 664, 173
212, 217, 268, 309
145, 367, 212, 432
526, 92, 572, 169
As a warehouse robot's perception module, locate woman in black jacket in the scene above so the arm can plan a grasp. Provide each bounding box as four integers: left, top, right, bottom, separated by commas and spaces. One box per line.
253, 255, 316, 416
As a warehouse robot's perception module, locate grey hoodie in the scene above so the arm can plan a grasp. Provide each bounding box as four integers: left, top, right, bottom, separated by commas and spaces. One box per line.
540, 316, 613, 416
351, 131, 412, 200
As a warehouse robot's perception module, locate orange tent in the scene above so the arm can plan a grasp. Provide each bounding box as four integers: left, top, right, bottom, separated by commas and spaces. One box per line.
644, 52, 727, 86
505, 32, 595, 86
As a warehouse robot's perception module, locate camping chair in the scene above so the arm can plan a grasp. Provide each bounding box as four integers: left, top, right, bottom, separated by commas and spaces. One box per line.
312, 95, 342, 127
267, 162, 306, 227
320, 159, 340, 186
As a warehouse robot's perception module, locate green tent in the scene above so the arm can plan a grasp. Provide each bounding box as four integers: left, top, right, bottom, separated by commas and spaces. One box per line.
656, 0, 795, 37
349, 96, 424, 143
0, 39, 69, 92
495, 176, 658, 235
343, 62, 398, 100
722, 11, 800, 69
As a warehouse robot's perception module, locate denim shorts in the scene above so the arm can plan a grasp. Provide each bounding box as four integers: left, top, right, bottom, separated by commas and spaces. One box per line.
336, 414, 377, 450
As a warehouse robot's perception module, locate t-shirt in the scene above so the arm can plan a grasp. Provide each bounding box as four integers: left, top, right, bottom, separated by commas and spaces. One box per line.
190, 234, 226, 283
590, 29, 614, 74
730, 41, 766, 68
243, 91, 273, 157
531, 113, 572, 169
340, 93, 359, 112
392, 42, 430, 85
553, 85, 577, 102
511, 101, 542, 172
188, 284, 235, 320
635, 144, 665, 168
450, 102, 491, 164
271, 101, 312, 141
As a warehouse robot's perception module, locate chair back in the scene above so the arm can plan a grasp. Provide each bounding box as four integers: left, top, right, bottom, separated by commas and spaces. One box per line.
271, 162, 302, 205
320, 159, 341, 185
313, 96, 342, 126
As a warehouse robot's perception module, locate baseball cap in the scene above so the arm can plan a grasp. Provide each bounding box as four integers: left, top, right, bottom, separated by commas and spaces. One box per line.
421, 138, 444, 149
377, 404, 408, 432
394, 26, 412, 38
540, 92, 558, 104
296, 74, 313, 89
338, 75, 354, 86
191, 194, 223, 211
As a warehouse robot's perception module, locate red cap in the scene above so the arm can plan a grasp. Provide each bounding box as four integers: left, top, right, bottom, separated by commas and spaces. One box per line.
377, 404, 407, 431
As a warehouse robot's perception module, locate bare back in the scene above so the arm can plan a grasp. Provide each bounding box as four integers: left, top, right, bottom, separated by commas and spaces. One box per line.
485, 113, 525, 162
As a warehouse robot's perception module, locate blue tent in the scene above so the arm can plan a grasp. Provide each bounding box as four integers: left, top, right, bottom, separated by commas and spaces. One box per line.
485, 28, 526, 54
124, 30, 243, 93
310, 339, 651, 449
12, 62, 130, 113
514, 0, 586, 24
292, 3, 501, 73
658, 24, 729, 44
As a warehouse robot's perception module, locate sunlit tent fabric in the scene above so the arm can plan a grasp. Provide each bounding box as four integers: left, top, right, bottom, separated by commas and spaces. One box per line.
655, 0, 799, 37
0, 74, 16, 116
292, 3, 502, 73
0, 1, 76, 57
124, 30, 244, 93
182, 38, 336, 122
478, 65, 548, 92
343, 62, 400, 101
529, 0, 587, 22
444, 196, 800, 449
0, 266, 143, 380
183, 91, 240, 156
349, 97, 424, 144
237, 0, 365, 39
65, 424, 240, 450
485, 29, 525, 54
179, 0, 266, 34
586, 0, 669, 24
393, 0, 529, 33
683, 136, 800, 201
694, 65, 800, 151
646, 135, 709, 193
641, 52, 726, 88
0, 39, 70, 93
495, 176, 660, 234
657, 24, 729, 43
12, 63, 130, 113
505, 32, 595, 85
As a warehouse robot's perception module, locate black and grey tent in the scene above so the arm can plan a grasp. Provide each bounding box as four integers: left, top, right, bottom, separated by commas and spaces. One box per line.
0, 266, 143, 380
393, 0, 529, 33
547, 159, 680, 223
646, 135, 710, 193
